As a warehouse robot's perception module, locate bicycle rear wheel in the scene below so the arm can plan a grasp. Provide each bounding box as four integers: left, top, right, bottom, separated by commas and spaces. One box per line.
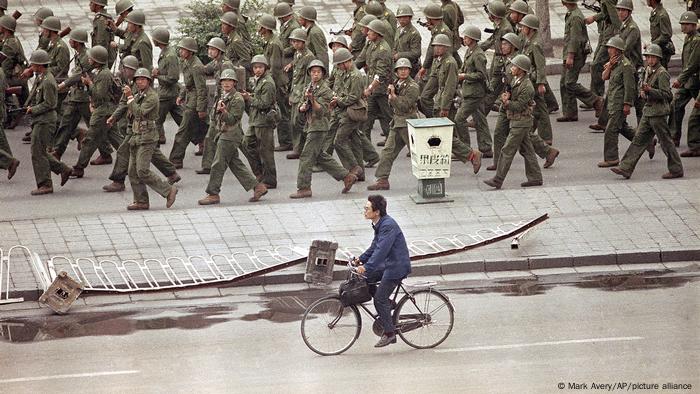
301, 295, 362, 356
394, 289, 454, 349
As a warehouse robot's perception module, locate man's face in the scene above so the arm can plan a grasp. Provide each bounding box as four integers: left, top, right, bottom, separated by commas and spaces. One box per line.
501, 40, 513, 55
253, 64, 266, 77
331, 43, 345, 53
127, 22, 138, 33
309, 67, 323, 82
123, 68, 136, 80
221, 79, 235, 92
681, 23, 696, 34
298, 17, 309, 27
607, 46, 620, 58
617, 8, 630, 21
89, 2, 99, 12
521, 25, 532, 36
362, 26, 369, 36
41, 28, 51, 38
510, 12, 523, 23
644, 54, 659, 67
207, 47, 220, 59
463, 36, 474, 46
511, 65, 522, 76
363, 201, 379, 220
433, 44, 446, 56
135, 77, 150, 91
179, 48, 192, 59
396, 67, 410, 79
291, 39, 304, 50
397, 16, 411, 27
221, 23, 233, 34
30, 64, 42, 73
367, 30, 380, 42
339, 60, 351, 71
222, 4, 233, 13
34, 18, 43, 27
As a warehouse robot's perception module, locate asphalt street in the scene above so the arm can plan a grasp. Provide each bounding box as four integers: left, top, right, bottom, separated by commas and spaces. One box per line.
0, 269, 698, 393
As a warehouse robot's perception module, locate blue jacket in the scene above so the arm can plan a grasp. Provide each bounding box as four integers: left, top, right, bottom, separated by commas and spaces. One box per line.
359, 215, 411, 280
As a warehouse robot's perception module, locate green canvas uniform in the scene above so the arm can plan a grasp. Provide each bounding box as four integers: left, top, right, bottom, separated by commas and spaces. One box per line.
323, 66, 346, 153
243, 73, 277, 188
649, 3, 674, 68
670, 29, 700, 146
619, 63, 682, 175
200, 57, 233, 172
333, 65, 366, 170
374, 76, 419, 180
393, 22, 421, 77
225, 30, 251, 72
289, 48, 315, 153
492, 55, 515, 167
589, 0, 620, 97
1, 34, 28, 105
560, 5, 598, 117
91, 12, 117, 67
441, 0, 464, 65
686, 91, 700, 151
46, 37, 71, 135
0, 68, 15, 170
306, 24, 329, 71
521, 32, 555, 158
618, 15, 644, 122
279, 18, 300, 147
263, 33, 290, 149
114, 27, 134, 61
297, 79, 350, 189
29, 71, 71, 188
480, 17, 513, 116
357, 38, 392, 143
603, 56, 637, 161
53, 47, 93, 157
455, 44, 492, 152
129, 30, 153, 71
419, 22, 452, 117
350, 5, 367, 57
155, 45, 183, 141
169, 55, 208, 166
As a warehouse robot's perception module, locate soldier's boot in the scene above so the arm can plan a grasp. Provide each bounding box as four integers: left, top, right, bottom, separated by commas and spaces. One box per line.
60, 168, 71, 186
166, 186, 178, 208
350, 165, 364, 182
286, 151, 301, 159
289, 188, 312, 199
367, 178, 390, 191
611, 167, 632, 179
597, 160, 619, 168
647, 138, 657, 159
194, 143, 204, 156
195, 168, 210, 175
127, 202, 149, 210
521, 180, 543, 187
90, 154, 112, 165
198, 194, 220, 205
468, 149, 482, 174
556, 115, 579, 122
103, 181, 126, 192
680, 149, 700, 157
483, 177, 503, 189
70, 166, 84, 178
543, 148, 560, 169
589, 123, 605, 132
341, 173, 358, 194
167, 173, 182, 184
31, 185, 54, 195
376, 139, 386, 147
249, 183, 268, 202
593, 97, 604, 118
22, 134, 31, 143
486, 164, 497, 171
7, 159, 19, 180
662, 171, 683, 179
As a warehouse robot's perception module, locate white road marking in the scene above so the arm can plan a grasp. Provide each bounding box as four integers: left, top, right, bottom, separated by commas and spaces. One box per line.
436, 336, 644, 353
0, 370, 140, 384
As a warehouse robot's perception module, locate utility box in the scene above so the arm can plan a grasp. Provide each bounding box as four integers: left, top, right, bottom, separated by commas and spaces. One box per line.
304, 240, 338, 285
38, 271, 84, 314
407, 118, 455, 204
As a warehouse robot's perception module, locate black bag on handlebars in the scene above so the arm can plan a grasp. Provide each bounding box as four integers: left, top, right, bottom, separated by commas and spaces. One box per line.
338, 276, 372, 307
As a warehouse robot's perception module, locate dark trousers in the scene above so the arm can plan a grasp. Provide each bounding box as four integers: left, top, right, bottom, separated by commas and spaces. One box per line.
367, 270, 402, 334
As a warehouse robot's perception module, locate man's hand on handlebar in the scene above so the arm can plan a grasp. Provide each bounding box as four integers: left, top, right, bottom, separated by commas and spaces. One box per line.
350, 257, 366, 274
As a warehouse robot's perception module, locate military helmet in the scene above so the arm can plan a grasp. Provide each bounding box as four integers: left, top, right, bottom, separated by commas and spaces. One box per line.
251, 54, 269, 67
29, 50, 51, 65
90, 0, 108, 7
679, 11, 699, 24
367, 19, 388, 36
511, 54, 531, 73
151, 27, 170, 45
177, 37, 198, 53
0, 15, 15, 32
299, 6, 317, 22
605, 36, 626, 51
289, 27, 307, 42
258, 13, 276, 31
502, 32, 522, 49
508, 0, 529, 15
431, 33, 452, 47
126, 9, 146, 26
520, 14, 540, 29
122, 55, 139, 70
34, 7, 54, 21
280, 0, 295, 4
561, 0, 579, 4
307, 59, 326, 75
40, 16, 61, 32
396, 5, 414, 17
223, 0, 240, 9
220, 68, 238, 82
133, 67, 152, 80
462, 25, 481, 41
207, 37, 226, 52
487, 0, 507, 18
329, 34, 349, 49
273, 2, 293, 18
220, 11, 238, 27
366, 1, 383, 17
394, 57, 412, 70
333, 48, 353, 64
615, 0, 633, 11
643, 43, 663, 58
358, 14, 377, 28
115, 0, 134, 15
69, 29, 89, 44
424, 4, 443, 19
88, 45, 108, 64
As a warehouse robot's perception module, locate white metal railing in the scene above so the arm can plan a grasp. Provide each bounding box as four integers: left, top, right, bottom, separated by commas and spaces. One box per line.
1, 245, 53, 304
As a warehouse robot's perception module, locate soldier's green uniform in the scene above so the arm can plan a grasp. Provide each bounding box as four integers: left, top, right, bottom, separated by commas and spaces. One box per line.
560, 3, 599, 118
441, 0, 464, 65
279, 17, 300, 68
649, 2, 674, 68
278, 16, 300, 148
618, 61, 682, 176
357, 34, 392, 146
454, 44, 491, 152
350, 3, 367, 57
29, 71, 72, 189
224, 30, 251, 71
418, 22, 452, 117
306, 23, 329, 70
74, 64, 121, 172
169, 54, 208, 166
200, 55, 233, 172
333, 63, 366, 171
393, 21, 421, 76
522, 30, 555, 152
155, 44, 183, 142
46, 35, 70, 125
589, 0, 621, 97
491, 53, 516, 168
1, 32, 28, 105
0, 68, 17, 171
243, 72, 278, 188
480, 17, 513, 116
129, 30, 153, 71
114, 27, 134, 60
686, 91, 700, 152
619, 14, 644, 122
373, 74, 419, 182
91, 12, 117, 67
262, 31, 290, 151
670, 25, 700, 147
127, 83, 173, 204
602, 55, 637, 162
289, 47, 315, 154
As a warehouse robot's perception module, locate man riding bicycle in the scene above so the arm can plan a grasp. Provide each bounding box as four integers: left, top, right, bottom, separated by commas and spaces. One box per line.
355, 195, 411, 348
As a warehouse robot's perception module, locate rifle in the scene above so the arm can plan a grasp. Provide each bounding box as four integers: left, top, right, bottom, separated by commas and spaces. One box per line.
59, 26, 72, 38
302, 82, 314, 113
7, 106, 28, 114
638, 66, 648, 99
5, 86, 22, 96
416, 19, 429, 28
484, 27, 496, 34
329, 17, 353, 35
12, 10, 21, 19
581, 0, 602, 13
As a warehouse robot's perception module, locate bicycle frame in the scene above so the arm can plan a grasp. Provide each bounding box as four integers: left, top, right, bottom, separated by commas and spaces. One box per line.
353, 282, 427, 333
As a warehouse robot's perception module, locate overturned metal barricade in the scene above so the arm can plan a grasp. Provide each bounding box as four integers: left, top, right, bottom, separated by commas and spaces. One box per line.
1, 246, 53, 305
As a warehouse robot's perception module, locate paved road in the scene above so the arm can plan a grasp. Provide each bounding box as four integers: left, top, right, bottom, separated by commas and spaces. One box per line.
1, 270, 698, 393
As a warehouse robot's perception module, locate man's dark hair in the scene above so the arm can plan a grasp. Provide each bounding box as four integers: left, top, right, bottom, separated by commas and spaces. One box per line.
367, 194, 387, 217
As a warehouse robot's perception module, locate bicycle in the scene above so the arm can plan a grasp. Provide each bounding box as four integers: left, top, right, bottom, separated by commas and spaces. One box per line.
300, 264, 455, 356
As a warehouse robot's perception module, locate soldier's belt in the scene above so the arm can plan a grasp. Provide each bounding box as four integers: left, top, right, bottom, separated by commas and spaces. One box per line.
132, 120, 156, 133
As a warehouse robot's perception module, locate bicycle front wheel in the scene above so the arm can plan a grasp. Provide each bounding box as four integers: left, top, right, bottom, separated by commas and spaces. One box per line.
394, 289, 454, 349
301, 295, 362, 356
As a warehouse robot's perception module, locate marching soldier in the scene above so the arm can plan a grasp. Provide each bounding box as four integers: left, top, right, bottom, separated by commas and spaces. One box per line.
70, 46, 121, 179
671, 11, 700, 153
26, 50, 72, 195
90, 0, 117, 68
221, 0, 252, 45
558, 0, 603, 122
273, 2, 300, 151
612, 44, 683, 180
40, 17, 70, 128
417, 3, 453, 118
169, 37, 208, 168
111, 0, 136, 62
284, 28, 315, 159
584, 0, 620, 98
323, 35, 350, 155
647, 0, 674, 69
364, 1, 395, 46
151, 27, 182, 145
241, 55, 278, 189
484, 54, 542, 189
290, 60, 358, 198
442, 0, 465, 66
124, 68, 178, 210
480, 0, 513, 118
615, 0, 643, 123
392, 5, 421, 78
33, 7, 53, 50
0, 15, 28, 112
507, 0, 531, 30
367, 58, 419, 190
350, 0, 367, 58
221, 11, 251, 73
257, 14, 289, 155
0, 65, 19, 179
298, 6, 329, 71
198, 69, 268, 205
123, 10, 152, 70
